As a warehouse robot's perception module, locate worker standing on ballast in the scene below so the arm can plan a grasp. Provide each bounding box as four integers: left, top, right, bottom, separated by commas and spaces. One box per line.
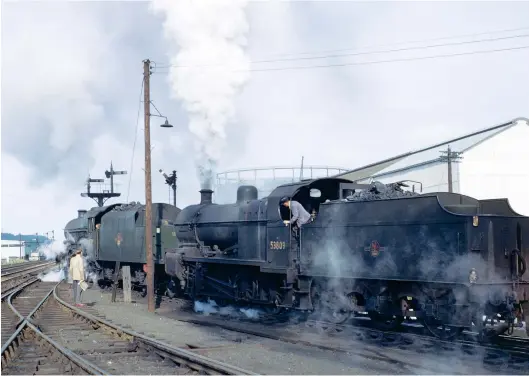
69, 248, 85, 307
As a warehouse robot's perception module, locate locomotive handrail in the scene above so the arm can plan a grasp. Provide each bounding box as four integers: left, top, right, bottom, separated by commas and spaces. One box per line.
177, 219, 269, 226
513, 248, 527, 277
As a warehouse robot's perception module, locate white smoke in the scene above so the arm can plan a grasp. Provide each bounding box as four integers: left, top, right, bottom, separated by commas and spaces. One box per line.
39, 268, 65, 282
150, 0, 251, 188
37, 239, 68, 260
79, 238, 94, 259
193, 299, 262, 320
78, 238, 99, 284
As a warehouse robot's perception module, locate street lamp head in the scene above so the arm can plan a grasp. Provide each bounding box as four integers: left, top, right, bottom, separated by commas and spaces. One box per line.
160, 118, 173, 128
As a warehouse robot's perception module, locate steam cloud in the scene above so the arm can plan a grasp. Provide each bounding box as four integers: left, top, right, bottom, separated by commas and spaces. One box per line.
37, 233, 99, 285
194, 298, 262, 320
150, 0, 251, 188
38, 239, 68, 260
39, 268, 65, 282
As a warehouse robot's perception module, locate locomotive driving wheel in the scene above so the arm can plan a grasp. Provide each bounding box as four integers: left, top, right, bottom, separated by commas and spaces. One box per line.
263, 290, 284, 315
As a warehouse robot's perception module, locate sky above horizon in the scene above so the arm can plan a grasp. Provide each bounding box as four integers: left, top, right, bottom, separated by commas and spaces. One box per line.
1, 1, 529, 240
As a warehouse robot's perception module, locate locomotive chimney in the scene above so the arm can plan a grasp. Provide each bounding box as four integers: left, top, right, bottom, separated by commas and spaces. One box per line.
78, 210, 87, 218
199, 189, 213, 204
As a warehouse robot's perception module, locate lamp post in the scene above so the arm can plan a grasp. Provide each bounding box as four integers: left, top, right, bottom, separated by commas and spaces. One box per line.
143, 59, 173, 313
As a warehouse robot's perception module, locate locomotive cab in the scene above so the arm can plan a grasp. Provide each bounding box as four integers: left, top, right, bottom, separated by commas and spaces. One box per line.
280, 179, 370, 223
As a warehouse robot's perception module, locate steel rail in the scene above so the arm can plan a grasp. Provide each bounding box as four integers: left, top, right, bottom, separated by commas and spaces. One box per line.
1, 261, 44, 274
53, 283, 257, 375
1, 280, 109, 375
1, 277, 39, 301
1, 260, 54, 275
0, 262, 55, 282
1, 321, 109, 375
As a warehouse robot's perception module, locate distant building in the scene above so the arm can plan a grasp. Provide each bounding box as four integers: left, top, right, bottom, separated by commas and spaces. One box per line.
1, 239, 25, 262
1, 233, 51, 261
335, 118, 529, 215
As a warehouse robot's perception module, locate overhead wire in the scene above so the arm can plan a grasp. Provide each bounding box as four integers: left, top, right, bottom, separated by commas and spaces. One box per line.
247, 25, 529, 59
153, 44, 529, 74
126, 76, 145, 203
155, 32, 529, 69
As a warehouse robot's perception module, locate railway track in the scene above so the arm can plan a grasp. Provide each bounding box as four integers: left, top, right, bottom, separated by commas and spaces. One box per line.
2, 280, 256, 375
1, 261, 52, 275
2, 279, 103, 375
0, 262, 56, 295
139, 292, 529, 373
168, 316, 529, 374
1, 278, 40, 345
1, 261, 55, 280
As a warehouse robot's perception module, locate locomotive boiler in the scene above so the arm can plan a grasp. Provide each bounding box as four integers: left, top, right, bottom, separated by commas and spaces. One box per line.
165, 177, 529, 339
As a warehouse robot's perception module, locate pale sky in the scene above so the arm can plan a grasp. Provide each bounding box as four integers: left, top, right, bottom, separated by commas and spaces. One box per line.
1, 1, 529, 241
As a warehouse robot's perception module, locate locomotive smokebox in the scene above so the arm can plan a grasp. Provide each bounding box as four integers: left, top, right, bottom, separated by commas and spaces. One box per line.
78, 210, 87, 218
237, 185, 258, 203
199, 189, 213, 204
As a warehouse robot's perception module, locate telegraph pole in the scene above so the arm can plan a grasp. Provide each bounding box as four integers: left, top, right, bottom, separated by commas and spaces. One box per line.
143, 59, 155, 313
439, 146, 463, 193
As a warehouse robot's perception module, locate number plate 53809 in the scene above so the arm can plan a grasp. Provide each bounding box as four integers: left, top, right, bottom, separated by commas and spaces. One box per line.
269, 241, 286, 250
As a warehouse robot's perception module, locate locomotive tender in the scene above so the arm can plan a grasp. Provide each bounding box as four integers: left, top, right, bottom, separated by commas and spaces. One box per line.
165, 177, 529, 338
63, 176, 529, 338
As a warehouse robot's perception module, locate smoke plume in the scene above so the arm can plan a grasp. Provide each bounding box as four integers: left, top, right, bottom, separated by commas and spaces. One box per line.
39, 267, 65, 282
38, 239, 68, 260
150, 0, 251, 188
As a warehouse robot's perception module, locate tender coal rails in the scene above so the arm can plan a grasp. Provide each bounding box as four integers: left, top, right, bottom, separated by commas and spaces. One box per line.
64, 177, 529, 339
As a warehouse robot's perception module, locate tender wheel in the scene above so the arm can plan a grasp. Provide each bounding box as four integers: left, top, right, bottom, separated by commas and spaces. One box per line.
368, 312, 404, 331
422, 291, 463, 340
475, 311, 510, 341
423, 317, 464, 340
310, 284, 351, 324
367, 297, 408, 331
326, 308, 350, 324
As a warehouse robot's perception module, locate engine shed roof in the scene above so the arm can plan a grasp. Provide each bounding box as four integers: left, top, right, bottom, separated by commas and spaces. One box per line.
333, 117, 528, 182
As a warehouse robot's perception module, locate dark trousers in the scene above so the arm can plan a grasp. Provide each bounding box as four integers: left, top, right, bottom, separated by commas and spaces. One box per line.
72, 280, 82, 304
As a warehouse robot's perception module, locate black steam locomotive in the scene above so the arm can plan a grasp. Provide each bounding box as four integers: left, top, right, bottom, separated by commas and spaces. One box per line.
64, 176, 529, 339
63, 202, 180, 287
165, 178, 529, 339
